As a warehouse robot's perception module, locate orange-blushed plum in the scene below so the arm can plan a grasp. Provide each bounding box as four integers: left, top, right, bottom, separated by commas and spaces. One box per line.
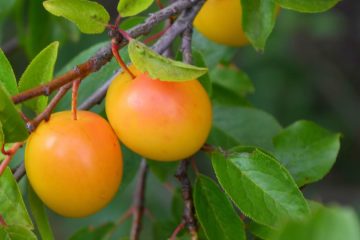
194, 0, 248, 46
25, 111, 123, 218
105, 67, 212, 162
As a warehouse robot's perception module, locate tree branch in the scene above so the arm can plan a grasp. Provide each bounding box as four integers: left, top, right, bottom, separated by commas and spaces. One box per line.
11, 0, 201, 105
130, 159, 148, 240
181, 26, 193, 64
175, 159, 198, 240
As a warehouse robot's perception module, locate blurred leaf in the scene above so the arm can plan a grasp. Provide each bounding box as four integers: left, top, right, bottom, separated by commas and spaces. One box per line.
273, 120, 341, 186
0, 85, 28, 143
0, 225, 37, 240
25, 0, 52, 59
241, 0, 277, 51
212, 148, 310, 228
249, 221, 277, 240
43, 0, 110, 34
128, 39, 208, 81
152, 220, 179, 240
207, 126, 239, 149
0, 0, 16, 19
0, 123, 3, 147
272, 207, 360, 240
210, 65, 254, 97
213, 106, 282, 150
121, 146, 142, 190
69, 222, 115, 240
0, 168, 33, 229
147, 159, 178, 182
192, 50, 212, 95
194, 175, 246, 240
275, 0, 340, 13
18, 41, 59, 114
0, 49, 18, 96
120, 16, 146, 30
193, 30, 237, 68
211, 85, 251, 106
117, 0, 154, 17
28, 185, 54, 240
171, 188, 183, 222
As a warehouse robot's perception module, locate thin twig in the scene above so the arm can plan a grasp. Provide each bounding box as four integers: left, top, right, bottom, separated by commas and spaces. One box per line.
181, 26, 193, 64
28, 82, 73, 131
152, 0, 205, 54
14, 162, 26, 182
130, 159, 148, 240
175, 159, 198, 240
1, 38, 18, 55
170, 221, 186, 240
0, 142, 23, 176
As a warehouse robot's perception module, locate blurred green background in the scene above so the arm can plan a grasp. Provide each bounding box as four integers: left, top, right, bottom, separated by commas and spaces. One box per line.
0, 0, 359, 239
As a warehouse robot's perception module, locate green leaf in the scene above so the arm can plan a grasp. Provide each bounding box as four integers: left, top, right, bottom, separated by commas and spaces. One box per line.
24, 0, 52, 59
0, 86, 28, 143
0, 168, 33, 229
0, 225, 37, 240
147, 159, 178, 182
207, 126, 239, 149
28, 185, 54, 240
69, 222, 115, 240
213, 106, 282, 150
212, 148, 310, 228
43, 0, 110, 34
194, 175, 246, 240
192, 50, 212, 95
0, 123, 3, 148
18, 41, 59, 114
117, 0, 154, 17
241, 0, 278, 51
0, 49, 18, 96
249, 221, 277, 240
273, 120, 341, 187
128, 39, 208, 81
210, 65, 254, 97
275, 0, 340, 13
0, 0, 16, 19
272, 207, 360, 240
171, 188, 184, 222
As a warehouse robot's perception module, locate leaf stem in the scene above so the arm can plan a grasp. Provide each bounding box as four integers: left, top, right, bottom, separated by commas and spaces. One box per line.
0, 142, 23, 176
71, 79, 81, 120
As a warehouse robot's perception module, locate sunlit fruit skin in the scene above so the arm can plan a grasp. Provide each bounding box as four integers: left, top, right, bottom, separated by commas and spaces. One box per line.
105, 68, 212, 162
25, 111, 123, 218
194, 0, 248, 46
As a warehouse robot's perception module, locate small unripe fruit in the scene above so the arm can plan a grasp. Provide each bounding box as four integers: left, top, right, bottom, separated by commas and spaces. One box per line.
25, 111, 123, 218
106, 67, 212, 161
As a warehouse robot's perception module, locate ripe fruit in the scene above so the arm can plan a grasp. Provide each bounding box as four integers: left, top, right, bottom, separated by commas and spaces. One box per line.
25, 111, 123, 218
105, 67, 212, 162
194, 0, 248, 46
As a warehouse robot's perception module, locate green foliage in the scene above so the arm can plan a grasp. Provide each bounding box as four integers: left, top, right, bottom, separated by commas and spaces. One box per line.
43, 0, 110, 34
0, 225, 37, 240
212, 106, 282, 150
272, 207, 360, 240
241, 0, 278, 51
128, 39, 208, 81
69, 222, 115, 240
191, 50, 213, 95
0, 86, 28, 143
210, 65, 254, 97
275, 0, 341, 13
0, 123, 3, 148
273, 120, 341, 186
117, 0, 154, 17
18, 42, 59, 114
194, 175, 246, 240
28, 185, 54, 240
212, 148, 310, 227
0, 49, 18, 96
147, 159, 178, 182
0, 168, 33, 229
